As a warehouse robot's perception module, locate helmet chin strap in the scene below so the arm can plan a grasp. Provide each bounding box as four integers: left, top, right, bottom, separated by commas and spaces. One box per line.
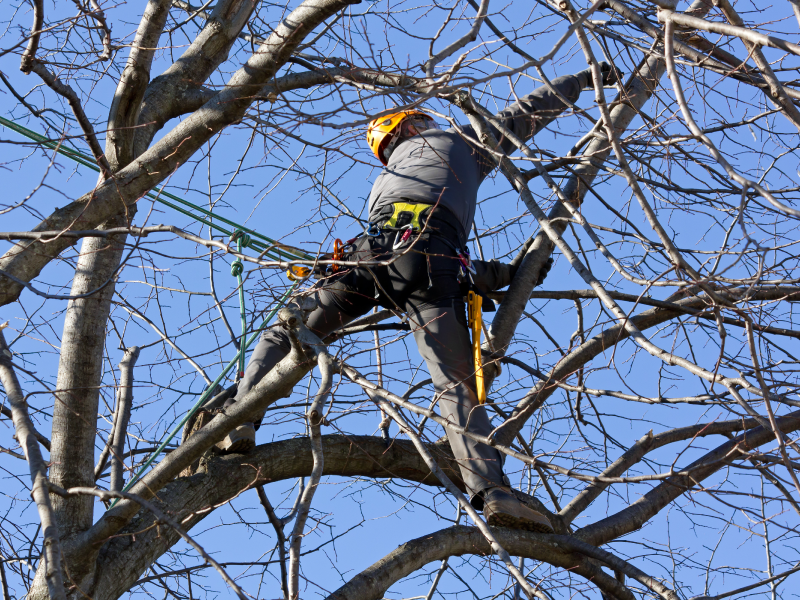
382, 117, 434, 162
382, 129, 408, 162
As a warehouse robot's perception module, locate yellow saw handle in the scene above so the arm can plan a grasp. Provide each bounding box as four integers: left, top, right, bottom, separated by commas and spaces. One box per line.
467, 291, 486, 404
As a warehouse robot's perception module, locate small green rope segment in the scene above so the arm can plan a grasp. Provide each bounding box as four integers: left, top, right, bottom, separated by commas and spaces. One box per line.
0, 116, 315, 506
231, 231, 250, 380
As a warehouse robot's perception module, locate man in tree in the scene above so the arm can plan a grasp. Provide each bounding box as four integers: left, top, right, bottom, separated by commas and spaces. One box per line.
217, 64, 619, 533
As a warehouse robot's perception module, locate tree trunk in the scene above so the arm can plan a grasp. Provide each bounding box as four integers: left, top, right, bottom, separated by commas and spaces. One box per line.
33, 214, 132, 599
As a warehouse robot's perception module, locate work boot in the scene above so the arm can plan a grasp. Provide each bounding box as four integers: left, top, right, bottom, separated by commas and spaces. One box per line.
482, 486, 555, 533
216, 422, 256, 454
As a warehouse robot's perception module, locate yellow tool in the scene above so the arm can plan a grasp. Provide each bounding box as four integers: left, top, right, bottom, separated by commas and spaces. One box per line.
467, 291, 486, 404
286, 265, 311, 281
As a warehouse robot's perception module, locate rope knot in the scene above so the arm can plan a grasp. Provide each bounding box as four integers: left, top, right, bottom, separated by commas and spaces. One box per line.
230, 230, 251, 249
230, 260, 244, 277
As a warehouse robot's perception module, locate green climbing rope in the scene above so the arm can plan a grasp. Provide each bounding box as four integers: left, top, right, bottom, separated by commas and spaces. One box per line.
0, 115, 317, 504
231, 231, 249, 379
0, 116, 314, 263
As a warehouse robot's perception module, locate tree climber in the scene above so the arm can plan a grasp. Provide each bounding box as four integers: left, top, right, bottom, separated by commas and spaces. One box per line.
217, 64, 620, 533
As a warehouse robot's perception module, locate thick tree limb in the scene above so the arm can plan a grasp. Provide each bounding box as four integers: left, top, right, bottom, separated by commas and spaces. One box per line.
325, 526, 639, 600
105, 0, 172, 172
46, 213, 132, 540
90, 435, 462, 600
132, 0, 258, 156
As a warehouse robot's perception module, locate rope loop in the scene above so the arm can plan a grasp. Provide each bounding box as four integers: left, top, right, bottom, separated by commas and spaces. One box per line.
231, 259, 244, 277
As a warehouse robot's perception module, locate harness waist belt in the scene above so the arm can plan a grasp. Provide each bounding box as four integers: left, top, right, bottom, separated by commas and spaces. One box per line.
375, 201, 466, 247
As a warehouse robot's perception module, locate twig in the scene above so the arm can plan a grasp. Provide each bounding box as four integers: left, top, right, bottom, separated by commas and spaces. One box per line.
658, 10, 800, 58
0, 404, 51, 450
256, 486, 289, 600
0, 324, 66, 600
19, 0, 43, 74
86, 0, 113, 60
111, 347, 140, 493
287, 312, 334, 600
28, 63, 112, 179
661, 13, 800, 217
0, 549, 11, 600
425, 0, 489, 80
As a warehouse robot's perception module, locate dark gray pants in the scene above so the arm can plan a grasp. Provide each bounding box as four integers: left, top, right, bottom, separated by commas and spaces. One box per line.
227, 230, 508, 503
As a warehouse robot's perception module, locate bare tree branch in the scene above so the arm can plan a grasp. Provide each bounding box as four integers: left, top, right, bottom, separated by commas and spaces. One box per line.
0, 324, 66, 600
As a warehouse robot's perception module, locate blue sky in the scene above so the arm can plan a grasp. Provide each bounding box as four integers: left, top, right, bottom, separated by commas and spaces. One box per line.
1, 1, 800, 599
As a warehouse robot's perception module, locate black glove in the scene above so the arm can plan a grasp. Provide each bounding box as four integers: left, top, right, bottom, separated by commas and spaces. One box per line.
600, 61, 623, 86
580, 61, 623, 88
535, 257, 553, 287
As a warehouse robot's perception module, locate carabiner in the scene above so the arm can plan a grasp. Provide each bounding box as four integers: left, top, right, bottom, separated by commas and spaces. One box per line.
331, 238, 344, 272
458, 252, 476, 275
392, 224, 414, 250
366, 222, 381, 237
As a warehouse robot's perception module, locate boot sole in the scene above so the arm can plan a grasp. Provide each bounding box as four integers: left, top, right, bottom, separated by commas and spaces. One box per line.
220, 436, 255, 454
216, 428, 256, 454
487, 512, 554, 534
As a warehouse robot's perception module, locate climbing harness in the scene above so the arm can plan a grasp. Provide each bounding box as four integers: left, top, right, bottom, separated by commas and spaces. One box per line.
383, 201, 431, 230
467, 290, 487, 404
0, 116, 321, 506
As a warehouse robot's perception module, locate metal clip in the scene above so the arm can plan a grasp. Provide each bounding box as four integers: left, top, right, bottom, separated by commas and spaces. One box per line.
458, 252, 476, 275
392, 224, 414, 250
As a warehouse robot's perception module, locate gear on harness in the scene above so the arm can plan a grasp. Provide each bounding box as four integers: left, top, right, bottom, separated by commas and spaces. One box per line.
331, 238, 344, 272
458, 248, 496, 313
287, 265, 311, 281
467, 290, 487, 404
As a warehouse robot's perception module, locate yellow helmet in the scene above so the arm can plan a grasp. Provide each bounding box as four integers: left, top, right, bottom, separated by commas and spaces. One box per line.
367, 110, 429, 165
